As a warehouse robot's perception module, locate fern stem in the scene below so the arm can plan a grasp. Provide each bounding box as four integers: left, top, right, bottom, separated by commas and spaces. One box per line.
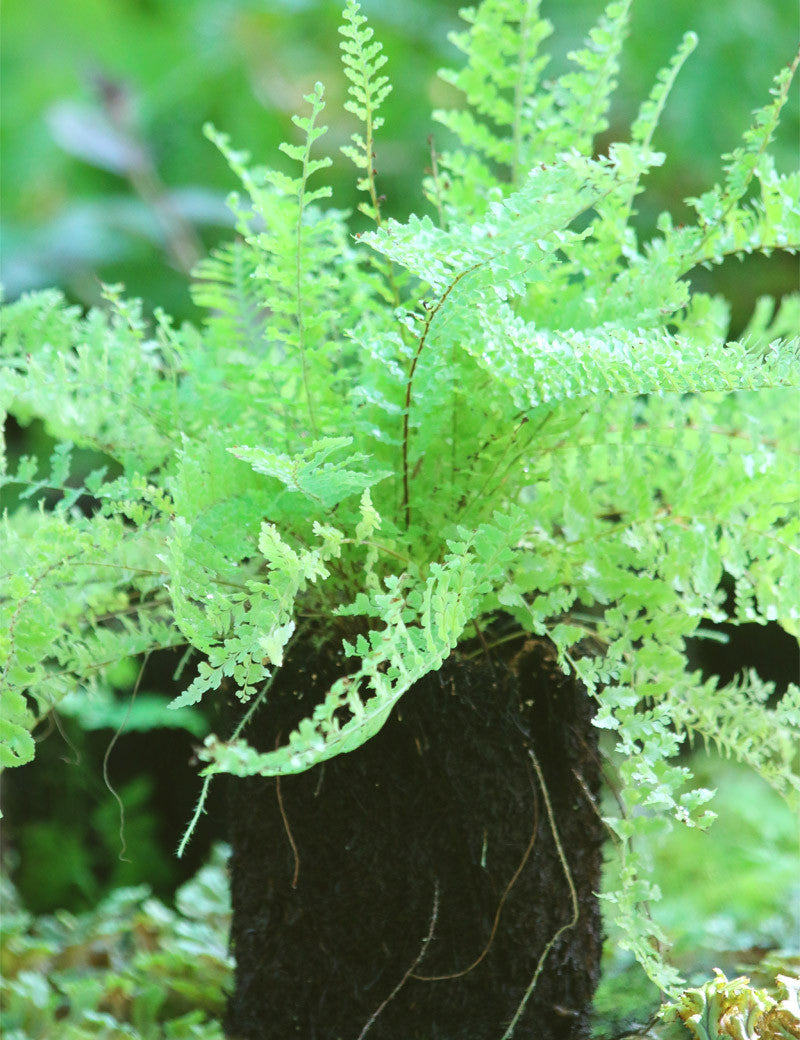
177, 624, 306, 856
356, 39, 400, 307
362, 79, 383, 230
177, 774, 213, 860
402, 265, 480, 527
339, 537, 412, 564
72, 559, 250, 591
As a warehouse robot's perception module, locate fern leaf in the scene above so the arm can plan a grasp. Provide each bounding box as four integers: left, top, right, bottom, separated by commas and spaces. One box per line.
548, 0, 632, 155
339, 0, 392, 222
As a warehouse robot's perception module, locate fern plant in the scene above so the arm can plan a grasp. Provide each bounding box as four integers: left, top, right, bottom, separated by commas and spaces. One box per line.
2, 0, 799, 1013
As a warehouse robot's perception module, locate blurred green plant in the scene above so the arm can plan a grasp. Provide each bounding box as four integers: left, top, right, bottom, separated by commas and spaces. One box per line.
1, 819, 797, 1039
659, 970, 800, 1040
0, 845, 231, 1040
593, 753, 800, 1037
0, 0, 457, 316
10, 774, 171, 914
3, 656, 208, 915
1, 0, 795, 325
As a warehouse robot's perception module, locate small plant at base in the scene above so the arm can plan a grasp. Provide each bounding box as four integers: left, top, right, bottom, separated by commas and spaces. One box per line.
659, 969, 800, 1040
1, 0, 799, 1017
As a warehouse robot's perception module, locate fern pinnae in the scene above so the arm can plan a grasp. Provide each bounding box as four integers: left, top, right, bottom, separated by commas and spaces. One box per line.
551, 0, 632, 155
401, 262, 482, 529
339, 0, 391, 227
611, 30, 698, 241
681, 47, 800, 273
631, 31, 698, 153
339, 0, 402, 310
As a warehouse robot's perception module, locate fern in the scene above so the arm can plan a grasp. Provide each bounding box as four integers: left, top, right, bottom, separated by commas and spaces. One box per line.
339, 0, 392, 225
2, 0, 799, 1004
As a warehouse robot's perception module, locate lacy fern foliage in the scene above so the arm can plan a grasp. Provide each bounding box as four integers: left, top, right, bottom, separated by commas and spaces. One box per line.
2, 0, 799, 994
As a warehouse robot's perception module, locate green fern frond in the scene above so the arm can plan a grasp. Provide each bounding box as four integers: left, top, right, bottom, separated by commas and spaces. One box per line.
1, 289, 176, 471
548, 0, 633, 155
631, 30, 698, 151
191, 240, 265, 348
339, 0, 392, 223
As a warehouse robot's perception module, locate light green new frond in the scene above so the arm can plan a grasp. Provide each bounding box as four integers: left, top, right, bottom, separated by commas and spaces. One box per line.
1, 290, 176, 473
1, 442, 82, 514
168, 511, 345, 711
229, 436, 391, 511
587, 31, 697, 266
0, 507, 181, 766
547, 0, 632, 156
196, 518, 517, 778
676, 50, 800, 270
467, 308, 800, 412
365, 147, 650, 295
203, 89, 352, 440
435, 0, 553, 187
279, 82, 333, 206
201, 124, 273, 230
601, 868, 685, 996
720, 49, 799, 207
191, 239, 267, 355
0, 288, 82, 368
631, 31, 698, 151
339, 0, 392, 225
597, 154, 799, 326
281, 82, 332, 436
670, 673, 800, 800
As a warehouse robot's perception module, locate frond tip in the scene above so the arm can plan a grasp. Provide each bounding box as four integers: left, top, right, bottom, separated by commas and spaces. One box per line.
339, 0, 392, 223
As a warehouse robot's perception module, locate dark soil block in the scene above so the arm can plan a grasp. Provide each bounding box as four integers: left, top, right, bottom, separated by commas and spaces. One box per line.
225, 634, 605, 1040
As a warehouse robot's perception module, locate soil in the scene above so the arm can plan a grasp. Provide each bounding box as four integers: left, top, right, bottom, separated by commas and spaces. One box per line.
224, 630, 605, 1040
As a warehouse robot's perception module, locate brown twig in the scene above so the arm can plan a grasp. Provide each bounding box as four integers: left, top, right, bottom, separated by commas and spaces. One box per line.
94, 74, 202, 274
471, 617, 493, 663
275, 732, 300, 889
402, 265, 480, 528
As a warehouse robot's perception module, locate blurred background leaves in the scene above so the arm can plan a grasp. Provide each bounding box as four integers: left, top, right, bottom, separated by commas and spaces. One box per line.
2, 0, 797, 327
